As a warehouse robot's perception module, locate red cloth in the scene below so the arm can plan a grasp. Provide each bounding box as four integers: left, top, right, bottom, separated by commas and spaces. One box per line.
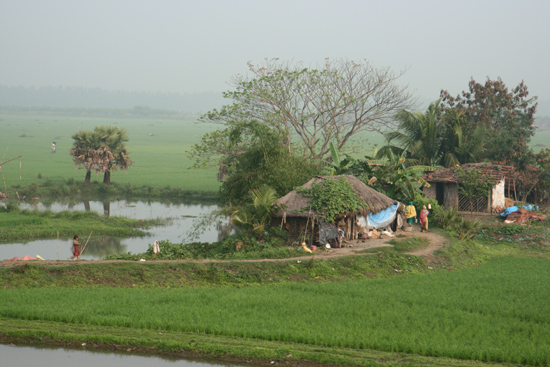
419, 209, 429, 225
4, 256, 38, 261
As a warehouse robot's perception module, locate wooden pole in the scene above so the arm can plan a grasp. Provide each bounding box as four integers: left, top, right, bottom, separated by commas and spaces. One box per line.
0, 151, 22, 195
56, 230, 59, 260
80, 231, 93, 255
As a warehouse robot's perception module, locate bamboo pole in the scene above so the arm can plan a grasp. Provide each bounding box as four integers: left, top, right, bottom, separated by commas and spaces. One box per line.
0, 151, 22, 195
80, 231, 93, 255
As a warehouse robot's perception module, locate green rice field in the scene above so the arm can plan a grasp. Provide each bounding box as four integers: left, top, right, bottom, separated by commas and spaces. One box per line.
1, 113, 547, 194
0, 114, 222, 191
1, 256, 549, 365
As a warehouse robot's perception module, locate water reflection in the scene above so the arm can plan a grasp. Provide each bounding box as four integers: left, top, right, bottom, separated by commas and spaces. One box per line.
0, 344, 245, 367
83, 236, 126, 257
0, 199, 231, 261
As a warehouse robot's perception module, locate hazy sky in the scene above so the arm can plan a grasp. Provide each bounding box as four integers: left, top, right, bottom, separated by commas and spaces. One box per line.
1, 0, 549, 106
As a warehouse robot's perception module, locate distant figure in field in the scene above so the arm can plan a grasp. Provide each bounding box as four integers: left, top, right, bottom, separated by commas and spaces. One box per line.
52, 141, 56, 153
71, 235, 82, 261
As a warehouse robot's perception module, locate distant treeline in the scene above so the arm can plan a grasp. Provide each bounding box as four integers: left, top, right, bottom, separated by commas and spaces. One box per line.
0, 105, 199, 119
1, 84, 549, 124
0, 85, 225, 114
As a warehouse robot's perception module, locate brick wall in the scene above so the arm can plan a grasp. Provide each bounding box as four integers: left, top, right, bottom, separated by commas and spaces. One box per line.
423, 184, 436, 199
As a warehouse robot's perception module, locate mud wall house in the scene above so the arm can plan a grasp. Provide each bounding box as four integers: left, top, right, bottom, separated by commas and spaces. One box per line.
422, 163, 514, 213
272, 175, 399, 245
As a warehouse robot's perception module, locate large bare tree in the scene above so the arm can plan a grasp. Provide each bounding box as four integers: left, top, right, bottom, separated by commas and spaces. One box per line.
198, 58, 414, 162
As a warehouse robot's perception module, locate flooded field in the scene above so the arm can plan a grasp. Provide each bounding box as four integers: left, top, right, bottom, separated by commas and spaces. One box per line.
0, 199, 230, 261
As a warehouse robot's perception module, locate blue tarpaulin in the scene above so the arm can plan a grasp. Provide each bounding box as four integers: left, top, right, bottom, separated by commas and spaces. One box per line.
367, 204, 399, 229
500, 205, 539, 217
501, 206, 518, 217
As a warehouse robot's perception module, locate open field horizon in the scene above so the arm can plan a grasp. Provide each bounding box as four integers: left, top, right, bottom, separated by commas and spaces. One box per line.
1, 113, 548, 193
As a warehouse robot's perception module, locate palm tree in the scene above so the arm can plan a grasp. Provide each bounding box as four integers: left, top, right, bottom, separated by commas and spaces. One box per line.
93, 126, 132, 184
70, 126, 132, 185
230, 186, 284, 237
440, 109, 486, 167
70, 130, 102, 184
380, 100, 444, 168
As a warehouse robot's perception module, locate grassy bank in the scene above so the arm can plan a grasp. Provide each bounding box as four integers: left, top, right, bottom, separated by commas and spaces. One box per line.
0, 207, 163, 241
1, 256, 549, 366
0, 318, 511, 367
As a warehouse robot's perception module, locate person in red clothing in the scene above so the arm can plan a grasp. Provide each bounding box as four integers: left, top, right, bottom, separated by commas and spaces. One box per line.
71, 235, 82, 261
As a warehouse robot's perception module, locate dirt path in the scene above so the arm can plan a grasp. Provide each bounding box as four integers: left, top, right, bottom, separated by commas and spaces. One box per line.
0, 228, 449, 268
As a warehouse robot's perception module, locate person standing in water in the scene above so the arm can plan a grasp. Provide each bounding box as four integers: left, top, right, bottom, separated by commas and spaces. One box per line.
71, 235, 82, 261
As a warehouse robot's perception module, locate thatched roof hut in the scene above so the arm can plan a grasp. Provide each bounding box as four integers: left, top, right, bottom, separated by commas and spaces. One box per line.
274, 175, 396, 218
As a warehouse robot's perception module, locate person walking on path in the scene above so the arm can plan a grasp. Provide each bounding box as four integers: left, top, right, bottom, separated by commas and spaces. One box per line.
71, 235, 82, 261
405, 202, 417, 225
419, 205, 430, 232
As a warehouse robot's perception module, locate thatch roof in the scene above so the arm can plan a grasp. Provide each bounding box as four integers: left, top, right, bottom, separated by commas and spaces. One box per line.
273, 175, 396, 218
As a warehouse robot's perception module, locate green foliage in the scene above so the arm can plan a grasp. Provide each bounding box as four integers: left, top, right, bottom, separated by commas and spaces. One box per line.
515, 147, 550, 203
456, 167, 495, 214
195, 120, 319, 204
381, 100, 446, 167
455, 217, 482, 241
105, 227, 295, 261
441, 78, 536, 165
433, 206, 460, 230
361, 149, 430, 202
439, 109, 487, 166
70, 125, 132, 185
229, 186, 283, 237
298, 176, 366, 222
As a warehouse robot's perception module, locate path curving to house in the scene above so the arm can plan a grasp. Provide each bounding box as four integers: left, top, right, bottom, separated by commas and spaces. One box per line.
0, 228, 449, 268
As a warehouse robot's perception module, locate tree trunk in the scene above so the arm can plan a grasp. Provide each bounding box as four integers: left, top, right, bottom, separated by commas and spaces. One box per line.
103, 170, 111, 185
103, 200, 110, 217
84, 170, 91, 185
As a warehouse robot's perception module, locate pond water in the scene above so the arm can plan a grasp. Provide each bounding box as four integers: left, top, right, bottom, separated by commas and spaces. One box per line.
0, 200, 231, 261
0, 344, 246, 367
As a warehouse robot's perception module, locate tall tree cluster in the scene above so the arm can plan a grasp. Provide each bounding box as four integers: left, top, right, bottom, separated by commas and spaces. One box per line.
196, 58, 414, 163
380, 77, 538, 169
70, 126, 132, 185
440, 77, 537, 165
191, 58, 414, 203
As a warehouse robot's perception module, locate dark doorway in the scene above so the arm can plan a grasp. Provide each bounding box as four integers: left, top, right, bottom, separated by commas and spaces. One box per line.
436, 183, 445, 206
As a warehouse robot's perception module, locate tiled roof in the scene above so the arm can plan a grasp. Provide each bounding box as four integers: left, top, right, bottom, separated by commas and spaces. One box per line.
423, 163, 515, 185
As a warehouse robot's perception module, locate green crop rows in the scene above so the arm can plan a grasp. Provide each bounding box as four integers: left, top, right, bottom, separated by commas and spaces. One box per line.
1, 256, 548, 365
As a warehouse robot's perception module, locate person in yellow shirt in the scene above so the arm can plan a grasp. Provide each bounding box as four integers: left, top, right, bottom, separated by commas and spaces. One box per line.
405, 202, 417, 225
